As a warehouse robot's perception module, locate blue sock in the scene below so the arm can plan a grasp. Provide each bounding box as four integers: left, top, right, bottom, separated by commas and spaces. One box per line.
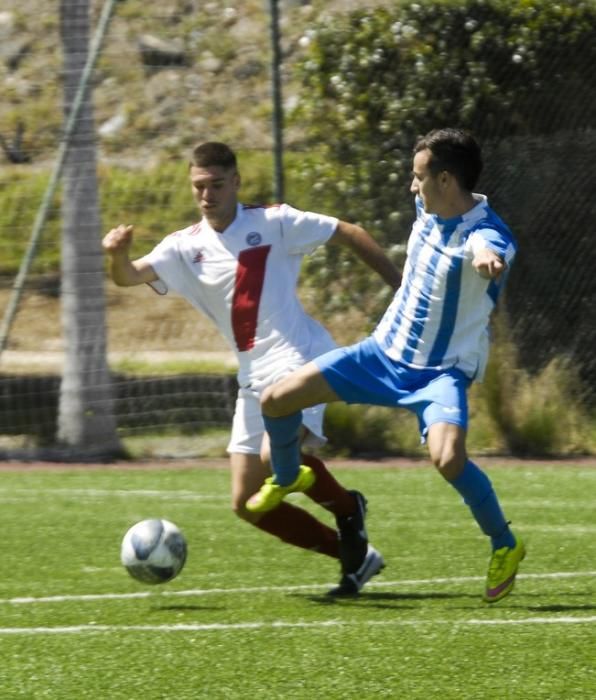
450, 460, 515, 550
263, 412, 303, 486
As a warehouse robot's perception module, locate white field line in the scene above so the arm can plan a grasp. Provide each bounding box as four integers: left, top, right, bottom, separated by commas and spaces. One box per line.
0, 488, 226, 501
3, 487, 596, 513
2, 488, 596, 513
520, 524, 596, 534
2, 570, 596, 606
2, 616, 596, 636
2, 571, 596, 636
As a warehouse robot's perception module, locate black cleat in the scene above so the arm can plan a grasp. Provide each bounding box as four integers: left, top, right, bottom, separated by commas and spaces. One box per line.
336, 490, 369, 574
327, 545, 385, 597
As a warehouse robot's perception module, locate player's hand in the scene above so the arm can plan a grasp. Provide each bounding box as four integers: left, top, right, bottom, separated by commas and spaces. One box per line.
102, 224, 134, 255
473, 248, 506, 280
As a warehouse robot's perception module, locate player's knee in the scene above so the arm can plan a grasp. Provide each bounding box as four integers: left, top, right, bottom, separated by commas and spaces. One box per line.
260, 385, 275, 414
261, 383, 288, 417
433, 453, 461, 479
430, 441, 465, 480
428, 424, 466, 480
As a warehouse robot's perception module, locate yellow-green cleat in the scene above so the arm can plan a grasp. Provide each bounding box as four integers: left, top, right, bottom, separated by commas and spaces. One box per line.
246, 465, 316, 514
483, 537, 526, 603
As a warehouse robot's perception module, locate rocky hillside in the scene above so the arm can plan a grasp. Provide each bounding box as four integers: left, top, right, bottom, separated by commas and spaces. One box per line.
2, 0, 394, 368
0, 0, 386, 170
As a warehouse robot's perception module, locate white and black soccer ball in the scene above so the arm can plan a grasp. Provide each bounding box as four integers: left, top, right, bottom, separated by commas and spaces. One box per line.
121, 518, 187, 584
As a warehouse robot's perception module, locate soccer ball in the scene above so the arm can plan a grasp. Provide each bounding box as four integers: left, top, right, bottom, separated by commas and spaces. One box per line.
120, 518, 187, 584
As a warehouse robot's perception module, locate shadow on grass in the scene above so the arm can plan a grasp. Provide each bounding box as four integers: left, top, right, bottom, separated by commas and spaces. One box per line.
149, 604, 224, 612
294, 590, 480, 607
521, 602, 596, 613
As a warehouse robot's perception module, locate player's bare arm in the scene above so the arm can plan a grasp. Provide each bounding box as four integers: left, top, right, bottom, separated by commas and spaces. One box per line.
328, 220, 402, 290
472, 247, 506, 280
102, 224, 158, 287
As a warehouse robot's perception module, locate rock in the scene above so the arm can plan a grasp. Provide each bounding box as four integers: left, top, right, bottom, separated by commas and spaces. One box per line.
2, 38, 31, 70
0, 11, 15, 39
138, 34, 187, 69
98, 112, 127, 139
197, 51, 223, 74
233, 58, 265, 81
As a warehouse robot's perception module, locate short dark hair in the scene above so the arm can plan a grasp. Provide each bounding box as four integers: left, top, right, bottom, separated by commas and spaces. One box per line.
414, 128, 483, 190
190, 142, 237, 170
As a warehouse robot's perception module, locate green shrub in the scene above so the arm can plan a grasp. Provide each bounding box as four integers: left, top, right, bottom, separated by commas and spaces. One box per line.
481, 317, 595, 456
320, 313, 596, 459
0, 170, 61, 276
322, 402, 424, 457
0, 149, 280, 278
291, 0, 596, 321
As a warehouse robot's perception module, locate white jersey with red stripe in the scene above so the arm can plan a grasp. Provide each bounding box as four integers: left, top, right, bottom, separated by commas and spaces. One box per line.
142, 203, 339, 391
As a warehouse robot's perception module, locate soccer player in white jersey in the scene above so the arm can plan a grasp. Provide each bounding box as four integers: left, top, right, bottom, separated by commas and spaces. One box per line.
251, 128, 526, 602
102, 141, 401, 596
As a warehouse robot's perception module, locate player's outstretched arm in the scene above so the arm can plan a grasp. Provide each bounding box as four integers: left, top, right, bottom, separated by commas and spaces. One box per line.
102, 224, 158, 287
472, 247, 507, 280
328, 220, 401, 290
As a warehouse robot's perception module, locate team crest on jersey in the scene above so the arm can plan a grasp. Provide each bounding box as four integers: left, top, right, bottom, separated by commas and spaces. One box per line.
192, 250, 205, 263
246, 231, 262, 246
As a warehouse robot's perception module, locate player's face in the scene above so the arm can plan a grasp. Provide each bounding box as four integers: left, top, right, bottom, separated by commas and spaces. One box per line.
190, 165, 240, 231
410, 148, 444, 215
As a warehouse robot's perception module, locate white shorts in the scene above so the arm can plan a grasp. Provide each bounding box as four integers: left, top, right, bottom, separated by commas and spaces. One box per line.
227, 385, 327, 455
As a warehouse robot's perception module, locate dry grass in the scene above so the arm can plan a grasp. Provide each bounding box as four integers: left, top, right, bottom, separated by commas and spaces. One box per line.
0, 286, 233, 373
0, 283, 370, 373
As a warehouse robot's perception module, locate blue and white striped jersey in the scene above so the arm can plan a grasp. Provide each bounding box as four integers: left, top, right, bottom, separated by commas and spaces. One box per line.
372, 194, 517, 381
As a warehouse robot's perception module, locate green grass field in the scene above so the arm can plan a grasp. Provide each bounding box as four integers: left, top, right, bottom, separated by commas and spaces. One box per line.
1, 460, 595, 699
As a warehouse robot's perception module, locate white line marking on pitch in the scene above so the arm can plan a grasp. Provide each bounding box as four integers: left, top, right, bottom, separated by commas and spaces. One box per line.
2, 570, 595, 606
0, 488, 225, 501
2, 616, 596, 636
518, 524, 596, 534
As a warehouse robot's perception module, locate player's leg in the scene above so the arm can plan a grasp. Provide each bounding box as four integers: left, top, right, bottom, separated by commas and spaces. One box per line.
299, 404, 388, 586
259, 360, 340, 488
293, 401, 365, 518
254, 342, 389, 594
260, 421, 380, 581
300, 452, 361, 516
420, 371, 515, 547
423, 379, 525, 602
256, 339, 397, 493
231, 451, 383, 594
301, 451, 382, 588
426, 421, 515, 545
228, 387, 339, 557
230, 451, 339, 557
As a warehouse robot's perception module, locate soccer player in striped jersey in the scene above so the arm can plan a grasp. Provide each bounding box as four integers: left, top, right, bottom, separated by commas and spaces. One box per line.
252, 128, 526, 601
102, 141, 401, 596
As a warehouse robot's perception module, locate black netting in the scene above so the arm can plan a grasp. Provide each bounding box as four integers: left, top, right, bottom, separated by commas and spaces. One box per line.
482, 134, 596, 405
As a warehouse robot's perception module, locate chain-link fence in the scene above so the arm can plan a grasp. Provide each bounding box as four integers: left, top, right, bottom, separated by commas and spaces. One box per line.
0, 0, 594, 454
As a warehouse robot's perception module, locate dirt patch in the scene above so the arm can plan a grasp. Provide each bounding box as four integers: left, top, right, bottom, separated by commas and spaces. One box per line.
0, 283, 368, 372
2, 285, 224, 352
0, 285, 235, 372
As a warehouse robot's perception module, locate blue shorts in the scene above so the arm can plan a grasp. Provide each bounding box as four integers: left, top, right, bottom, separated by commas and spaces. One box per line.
313, 336, 471, 439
